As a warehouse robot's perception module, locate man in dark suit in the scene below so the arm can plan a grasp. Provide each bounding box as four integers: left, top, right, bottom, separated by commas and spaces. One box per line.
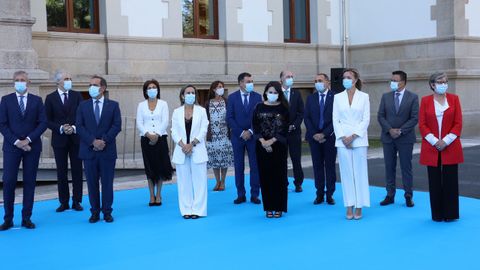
76, 75, 121, 223
226, 72, 262, 204
0, 70, 47, 230
45, 71, 84, 212
377, 70, 418, 207
280, 70, 304, 192
304, 73, 337, 205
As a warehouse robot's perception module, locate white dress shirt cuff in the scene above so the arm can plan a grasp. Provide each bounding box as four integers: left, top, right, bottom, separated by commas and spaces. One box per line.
14, 139, 20, 146
425, 133, 439, 146
59, 126, 64, 134
442, 133, 458, 146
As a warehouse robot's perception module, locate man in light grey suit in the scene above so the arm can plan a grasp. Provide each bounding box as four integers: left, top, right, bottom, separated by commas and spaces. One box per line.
377, 70, 418, 207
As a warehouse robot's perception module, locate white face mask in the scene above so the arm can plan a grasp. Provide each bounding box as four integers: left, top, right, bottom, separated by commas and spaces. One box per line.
285, 78, 294, 88
343, 79, 353, 89
14, 81, 27, 94
63, 80, 72, 91
315, 82, 326, 93
435, 83, 448, 95
390, 81, 399, 91
215, 88, 224, 96
147, 88, 158, 99
245, 83, 254, 93
267, 93, 278, 103
184, 93, 196, 105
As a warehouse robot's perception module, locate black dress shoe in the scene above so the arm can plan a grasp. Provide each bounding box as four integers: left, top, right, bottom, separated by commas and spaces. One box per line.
89, 214, 100, 223
233, 196, 247, 204
326, 196, 336, 205
183, 215, 192, 219
294, 186, 303, 193
380, 196, 394, 206
56, 204, 70, 212
21, 219, 36, 229
313, 196, 324, 205
154, 202, 162, 206
104, 214, 114, 223
405, 197, 415, 207
148, 202, 155, 207
250, 197, 261, 204
0, 221, 14, 231
191, 215, 199, 219
72, 202, 84, 211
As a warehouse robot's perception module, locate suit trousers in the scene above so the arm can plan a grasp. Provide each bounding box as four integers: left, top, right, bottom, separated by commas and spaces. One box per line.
84, 157, 116, 215
337, 147, 370, 208
309, 136, 337, 197
176, 156, 208, 216
382, 142, 414, 198
2, 150, 41, 222
287, 132, 304, 186
427, 153, 459, 221
231, 136, 260, 198
53, 141, 83, 205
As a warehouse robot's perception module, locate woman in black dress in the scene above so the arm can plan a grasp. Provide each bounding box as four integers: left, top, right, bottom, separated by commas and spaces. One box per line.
252, 81, 289, 218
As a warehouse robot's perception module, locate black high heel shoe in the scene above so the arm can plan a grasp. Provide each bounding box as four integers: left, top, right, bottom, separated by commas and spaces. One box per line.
274, 211, 283, 218
266, 211, 274, 218
149, 196, 156, 207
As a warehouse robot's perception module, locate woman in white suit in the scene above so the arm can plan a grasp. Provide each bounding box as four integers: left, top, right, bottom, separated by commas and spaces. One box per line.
171, 85, 209, 219
332, 68, 370, 220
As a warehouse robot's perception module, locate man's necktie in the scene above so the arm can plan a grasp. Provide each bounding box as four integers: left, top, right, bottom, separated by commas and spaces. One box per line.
63, 92, 69, 107
243, 93, 249, 110
19, 96, 25, 116
319, 94, 325, 129
94, 100, 100, 124
395, 92, 401, 113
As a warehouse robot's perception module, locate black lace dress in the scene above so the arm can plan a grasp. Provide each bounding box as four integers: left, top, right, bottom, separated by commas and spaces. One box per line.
252, 103, 289, 212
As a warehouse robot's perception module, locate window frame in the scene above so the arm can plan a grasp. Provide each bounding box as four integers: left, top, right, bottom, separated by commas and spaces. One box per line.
284, 0, 311, 43
47, 0, 100, 34
183, 0, 219, 39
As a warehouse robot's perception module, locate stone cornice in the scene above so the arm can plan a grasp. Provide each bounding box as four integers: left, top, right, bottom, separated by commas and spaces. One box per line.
0, 16, 35, 26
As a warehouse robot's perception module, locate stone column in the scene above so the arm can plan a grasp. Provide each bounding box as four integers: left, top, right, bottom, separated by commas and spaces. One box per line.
0, 0, 48, 94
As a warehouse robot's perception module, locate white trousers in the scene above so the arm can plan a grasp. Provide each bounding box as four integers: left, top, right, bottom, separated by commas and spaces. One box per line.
337, 146, 370, 208
175, 156, 208, 216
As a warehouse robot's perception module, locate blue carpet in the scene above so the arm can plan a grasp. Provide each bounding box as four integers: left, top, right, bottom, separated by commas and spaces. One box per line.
0, 177, 478, 270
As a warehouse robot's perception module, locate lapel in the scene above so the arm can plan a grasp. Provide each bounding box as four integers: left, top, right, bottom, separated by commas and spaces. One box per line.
179, 106, 187, 139
98, 98, 109, 126
23, 93, 34, 118
86, 98, 97, 125
191, 105, 199, 138
396, 90, 409, 115
324, 90, 333, 112
13, 93, 24, 117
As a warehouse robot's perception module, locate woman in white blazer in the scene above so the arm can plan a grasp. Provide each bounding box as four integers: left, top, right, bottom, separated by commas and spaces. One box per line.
171, 85, 209, 219
136, 79, 173, 207
332, 68, 371, 220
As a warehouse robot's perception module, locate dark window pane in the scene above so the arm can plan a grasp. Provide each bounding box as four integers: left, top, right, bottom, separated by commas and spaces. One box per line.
283, 0, 290, 39
46, 0, 67, 28
294, 0, 307, 40
73, 0, 95, 29
182, 0, 194, 36
198, 0, 215, 36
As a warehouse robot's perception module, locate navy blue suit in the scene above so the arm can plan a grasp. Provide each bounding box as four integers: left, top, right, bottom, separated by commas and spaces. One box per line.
76, 97, 121, 215
45, 89, 83, 206
0, 92, 47, 222
304, 90, 337, 198
226, 90, 262, 198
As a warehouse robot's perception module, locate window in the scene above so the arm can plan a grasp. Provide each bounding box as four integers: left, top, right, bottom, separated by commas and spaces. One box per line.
283, 0, 310, 43
182, 0, 218, 39
47, 0, 99, 33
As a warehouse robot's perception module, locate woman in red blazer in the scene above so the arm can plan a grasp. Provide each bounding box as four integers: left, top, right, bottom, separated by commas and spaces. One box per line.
419, 72, 463, 222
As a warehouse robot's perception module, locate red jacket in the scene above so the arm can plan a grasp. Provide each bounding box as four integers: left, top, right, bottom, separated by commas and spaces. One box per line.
419, 93, 463, 166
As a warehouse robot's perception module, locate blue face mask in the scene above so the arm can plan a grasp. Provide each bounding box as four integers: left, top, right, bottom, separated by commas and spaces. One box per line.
245, 83, 254, 93
343, 79, 353, 89
147, 88, 158, 99
63, 80, 72, 91
315, 82, 326, 93
184, 93, 196, 105
390, 81, 399, 91
89, 86, 100, 98
267, 93, 278, 103
14, 81, 27, 94
285, 78, 294, 88
435, 83, 448, 95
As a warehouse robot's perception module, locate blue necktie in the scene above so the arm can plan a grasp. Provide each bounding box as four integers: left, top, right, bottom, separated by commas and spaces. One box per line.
319, 94, 325, 130
94, 100, 100, 124
395, 92, 401, 113
243, 93, 249, 110
19, 96, 25, 116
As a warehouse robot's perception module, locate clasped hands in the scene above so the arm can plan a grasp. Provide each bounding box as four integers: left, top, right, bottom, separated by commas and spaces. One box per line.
313, 133, 326, 143
389, 128, 402, 139
15, 139, 31, 152
341, 134, 358, 149
434, 140, 447, 152
62, 124, 74, 135
180, 139, 198, 156
92, 139, 106, 151
260, 138, 275, 153
241, 130, 252, 141
145, 132, 159, 145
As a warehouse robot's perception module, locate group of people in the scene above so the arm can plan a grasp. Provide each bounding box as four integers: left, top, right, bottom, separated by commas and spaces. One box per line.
0, 67, 464, 231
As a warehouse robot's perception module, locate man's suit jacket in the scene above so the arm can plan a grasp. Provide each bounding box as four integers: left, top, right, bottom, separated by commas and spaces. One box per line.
332, 89, 370, 148
226, 90, 262, 139
75, 98, 122, 160
304, 90, 335, 141
377, 89, 419, 144
171, 105, 209, 165
45, 89, 83, 147
419, 93, 463, 166
0, 92, 47, 153
286, 89, 304, 135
